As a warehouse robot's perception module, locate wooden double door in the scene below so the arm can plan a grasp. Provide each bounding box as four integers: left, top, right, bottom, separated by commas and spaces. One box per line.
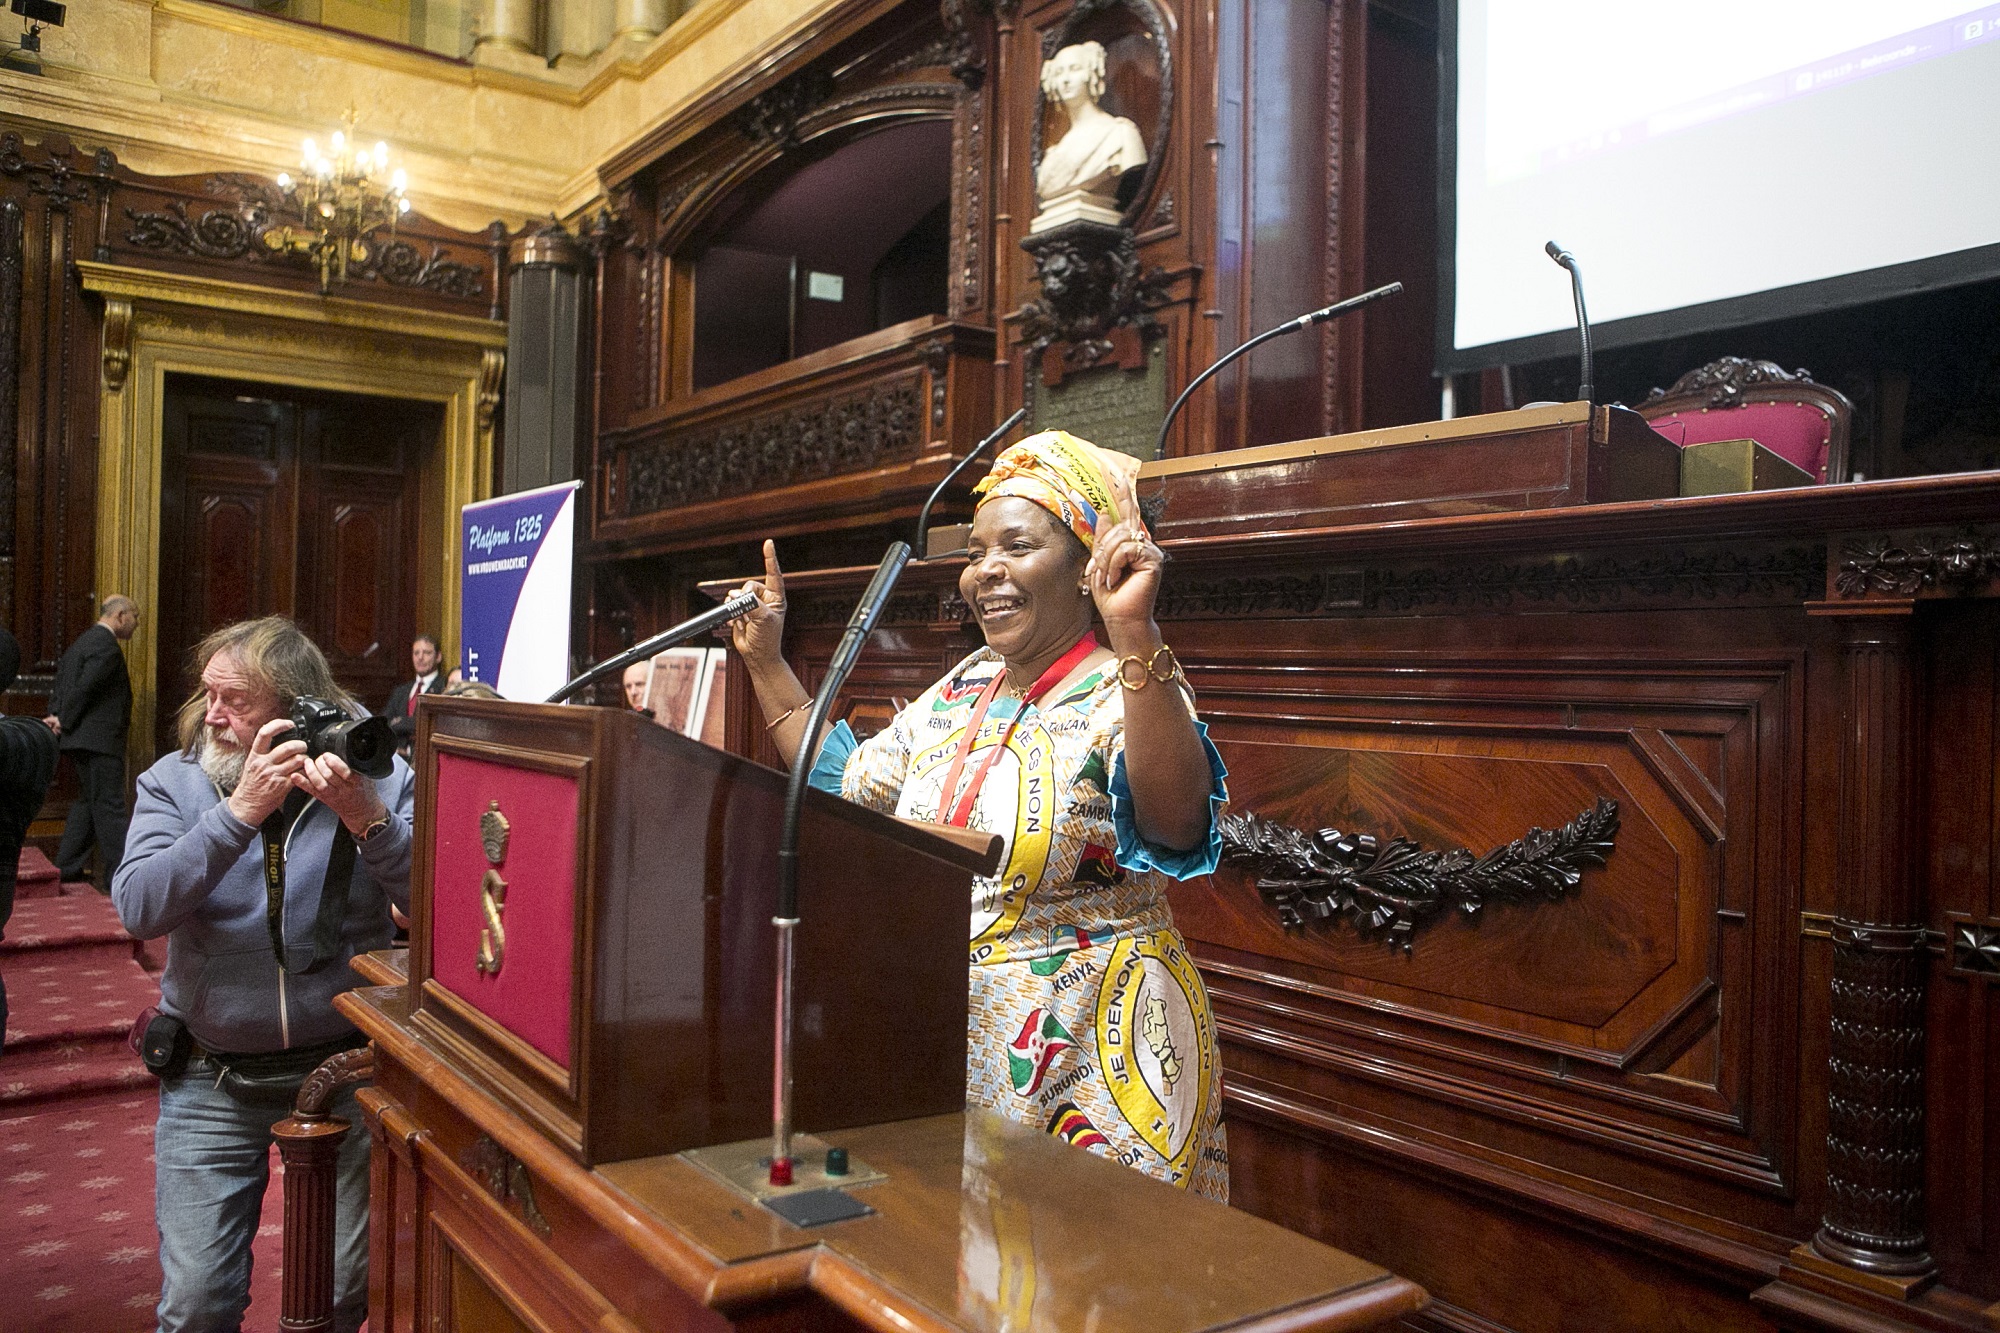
155, 374, 441, 754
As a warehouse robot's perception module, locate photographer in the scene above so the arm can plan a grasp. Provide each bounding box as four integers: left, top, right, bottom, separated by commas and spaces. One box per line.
112, 616, 413, 1333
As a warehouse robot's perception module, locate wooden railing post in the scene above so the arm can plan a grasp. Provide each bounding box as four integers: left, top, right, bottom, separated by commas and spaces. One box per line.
1810, 611, 1935, 1281
273, 1046, 375, 1333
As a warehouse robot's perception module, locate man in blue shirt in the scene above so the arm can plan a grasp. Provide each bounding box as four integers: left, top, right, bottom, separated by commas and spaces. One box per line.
113, 616, 414, 1333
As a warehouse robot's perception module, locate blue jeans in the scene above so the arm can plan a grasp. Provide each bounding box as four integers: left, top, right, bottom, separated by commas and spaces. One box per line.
154, 1058, 370, 1333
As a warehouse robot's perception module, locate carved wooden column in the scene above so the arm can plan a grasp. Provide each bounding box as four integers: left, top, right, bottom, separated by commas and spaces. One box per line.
274, 1047, 375, 1333
0, 199, 20, 598
1811, 611, 1935, 1279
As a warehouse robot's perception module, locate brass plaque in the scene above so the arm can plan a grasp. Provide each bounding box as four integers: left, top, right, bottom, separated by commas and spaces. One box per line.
1031, 340, 1167, 462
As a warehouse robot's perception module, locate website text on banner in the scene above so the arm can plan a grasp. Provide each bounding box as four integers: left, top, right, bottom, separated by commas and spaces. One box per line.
460, 481, 580, 702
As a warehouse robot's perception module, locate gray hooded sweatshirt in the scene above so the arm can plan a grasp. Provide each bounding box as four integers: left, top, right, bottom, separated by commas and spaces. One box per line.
112, 748, 415, 1054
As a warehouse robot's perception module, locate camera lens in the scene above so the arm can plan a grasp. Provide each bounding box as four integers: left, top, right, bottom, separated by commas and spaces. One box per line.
322, 716, 396, 780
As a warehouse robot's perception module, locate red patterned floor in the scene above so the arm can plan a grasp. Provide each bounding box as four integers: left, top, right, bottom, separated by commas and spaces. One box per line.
0, 1091, 287, 1331
1, 888, 289, 1331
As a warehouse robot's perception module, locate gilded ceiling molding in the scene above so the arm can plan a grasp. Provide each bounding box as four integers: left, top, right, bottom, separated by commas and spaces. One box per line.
7, 0, 839, 228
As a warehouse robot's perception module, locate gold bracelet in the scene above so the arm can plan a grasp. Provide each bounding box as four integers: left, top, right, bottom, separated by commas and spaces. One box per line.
1115, 645, 1184, 691
764, 699, 812, 731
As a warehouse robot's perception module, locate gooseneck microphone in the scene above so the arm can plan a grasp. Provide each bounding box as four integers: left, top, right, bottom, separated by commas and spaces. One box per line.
1152, 281, 1403, 457
767, 537, 909, 1184
769, 405, 1036, 1182
544, 590, 758, 704
1544, 241, 1595, 405
913, 407, 1028, 551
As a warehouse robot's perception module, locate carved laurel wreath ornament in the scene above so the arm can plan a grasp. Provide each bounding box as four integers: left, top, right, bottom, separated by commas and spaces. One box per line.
1218, 798, 1621, 953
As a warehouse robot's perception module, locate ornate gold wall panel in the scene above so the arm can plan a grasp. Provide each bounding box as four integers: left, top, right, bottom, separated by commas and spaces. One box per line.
77, 260, 503, 772
0, 0, 838, 227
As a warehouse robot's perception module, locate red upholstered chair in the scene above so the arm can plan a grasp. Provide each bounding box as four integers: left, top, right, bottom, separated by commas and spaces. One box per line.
1639, 357, 1854, 484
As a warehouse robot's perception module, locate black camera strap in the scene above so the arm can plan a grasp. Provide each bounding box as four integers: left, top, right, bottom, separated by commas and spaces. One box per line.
258, 790, 358, 975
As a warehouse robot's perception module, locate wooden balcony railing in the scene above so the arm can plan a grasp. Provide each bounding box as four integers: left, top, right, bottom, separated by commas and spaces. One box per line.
593, 315, 994, 555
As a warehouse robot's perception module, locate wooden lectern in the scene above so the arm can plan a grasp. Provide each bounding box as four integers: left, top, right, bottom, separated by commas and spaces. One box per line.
305, 695, 1425, 1332
405, 696, 995, 1166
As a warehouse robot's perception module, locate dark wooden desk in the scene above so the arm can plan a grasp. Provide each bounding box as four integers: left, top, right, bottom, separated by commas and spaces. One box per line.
706, 468, 2000, 1333
338, 976, 1425, 1333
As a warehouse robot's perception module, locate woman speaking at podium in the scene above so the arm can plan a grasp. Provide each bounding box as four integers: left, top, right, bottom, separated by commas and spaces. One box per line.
730, 430, 1230, 1200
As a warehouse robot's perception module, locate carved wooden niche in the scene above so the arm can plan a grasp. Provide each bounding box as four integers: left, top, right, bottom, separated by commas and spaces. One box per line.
1014, 0, 1178, 444
591, 1, 1002, 551
1029, 0, 1171, 237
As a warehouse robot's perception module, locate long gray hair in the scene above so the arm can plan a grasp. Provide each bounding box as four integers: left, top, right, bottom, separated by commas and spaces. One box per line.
176, 616, 361, 755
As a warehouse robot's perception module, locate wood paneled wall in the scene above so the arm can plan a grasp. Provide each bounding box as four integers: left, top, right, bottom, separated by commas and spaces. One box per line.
0, 134, 107, 698
0, 128, 505, 770
581, 0, 1444, 666
716, 474, 2000, 1333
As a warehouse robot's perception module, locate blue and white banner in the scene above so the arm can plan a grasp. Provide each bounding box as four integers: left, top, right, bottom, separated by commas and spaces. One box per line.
460, 481, 580, 701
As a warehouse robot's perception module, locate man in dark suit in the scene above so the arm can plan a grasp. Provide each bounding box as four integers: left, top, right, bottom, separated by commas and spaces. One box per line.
42, 595, 137, 886
2, 626, 61, 1042
382, 633, 446, 753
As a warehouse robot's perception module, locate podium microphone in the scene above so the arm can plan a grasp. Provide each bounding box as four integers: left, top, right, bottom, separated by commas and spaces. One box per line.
1544, 241, 1594, 404
768, 535, 912, 1184
543, 590, 758, 704
764, 406, 1044, 1180
1152, 281, 1402, 457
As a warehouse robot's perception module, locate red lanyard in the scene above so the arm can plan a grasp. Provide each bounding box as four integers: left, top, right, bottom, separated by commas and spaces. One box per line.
937, 633, 1098, 828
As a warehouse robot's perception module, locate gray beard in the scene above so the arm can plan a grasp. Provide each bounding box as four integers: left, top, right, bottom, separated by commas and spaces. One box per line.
198, 733, 246, 792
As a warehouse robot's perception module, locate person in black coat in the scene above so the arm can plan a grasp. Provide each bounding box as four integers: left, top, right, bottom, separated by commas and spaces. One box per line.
42, 595, 138, 885
382, 633, 446, 754
2, 626, 61, 1042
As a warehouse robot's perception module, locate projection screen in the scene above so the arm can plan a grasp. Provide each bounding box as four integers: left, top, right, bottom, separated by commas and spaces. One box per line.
1439, 1, 2000, 371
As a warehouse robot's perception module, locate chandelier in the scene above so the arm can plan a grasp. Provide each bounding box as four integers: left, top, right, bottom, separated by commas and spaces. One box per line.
262, 109, 412, 294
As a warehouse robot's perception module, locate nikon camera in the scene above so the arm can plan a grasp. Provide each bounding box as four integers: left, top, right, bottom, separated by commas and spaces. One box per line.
286, 696, 397, 780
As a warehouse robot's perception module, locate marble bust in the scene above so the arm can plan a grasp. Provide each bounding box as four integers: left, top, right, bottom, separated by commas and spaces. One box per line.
1031, 40, 1147, 233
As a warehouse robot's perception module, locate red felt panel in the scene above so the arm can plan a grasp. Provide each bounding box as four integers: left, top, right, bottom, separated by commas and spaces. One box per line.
428, 754, 579, 1070
1649, 401, 1832, 480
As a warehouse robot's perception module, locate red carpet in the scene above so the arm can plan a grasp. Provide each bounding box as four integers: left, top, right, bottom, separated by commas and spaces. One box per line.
2, 893, 158, 1108
2, 888, 288, 1332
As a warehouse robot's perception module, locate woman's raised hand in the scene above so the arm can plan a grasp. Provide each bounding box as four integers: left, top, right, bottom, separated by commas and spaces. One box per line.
729, 540, 789, 665
1085, 469, 1164, 631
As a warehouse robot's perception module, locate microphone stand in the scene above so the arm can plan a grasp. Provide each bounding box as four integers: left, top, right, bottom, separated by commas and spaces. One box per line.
769, 541, 909, 1183
543, 590, 758, 704
1152, 281, 1403, 458
1544, 241, 1594, 404
764, 410, 1027, 1184
913, 408, 1027, 552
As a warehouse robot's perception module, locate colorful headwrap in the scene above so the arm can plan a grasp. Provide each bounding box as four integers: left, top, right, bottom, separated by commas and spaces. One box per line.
971, 429, 1138, 552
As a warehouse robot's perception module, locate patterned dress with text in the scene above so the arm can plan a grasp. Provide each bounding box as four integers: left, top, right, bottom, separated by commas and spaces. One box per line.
835, 647, 1229, 1199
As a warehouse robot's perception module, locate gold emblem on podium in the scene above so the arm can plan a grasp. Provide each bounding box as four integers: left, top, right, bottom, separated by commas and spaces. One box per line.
480, 802, 511, 863
476, 800, 510, 976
